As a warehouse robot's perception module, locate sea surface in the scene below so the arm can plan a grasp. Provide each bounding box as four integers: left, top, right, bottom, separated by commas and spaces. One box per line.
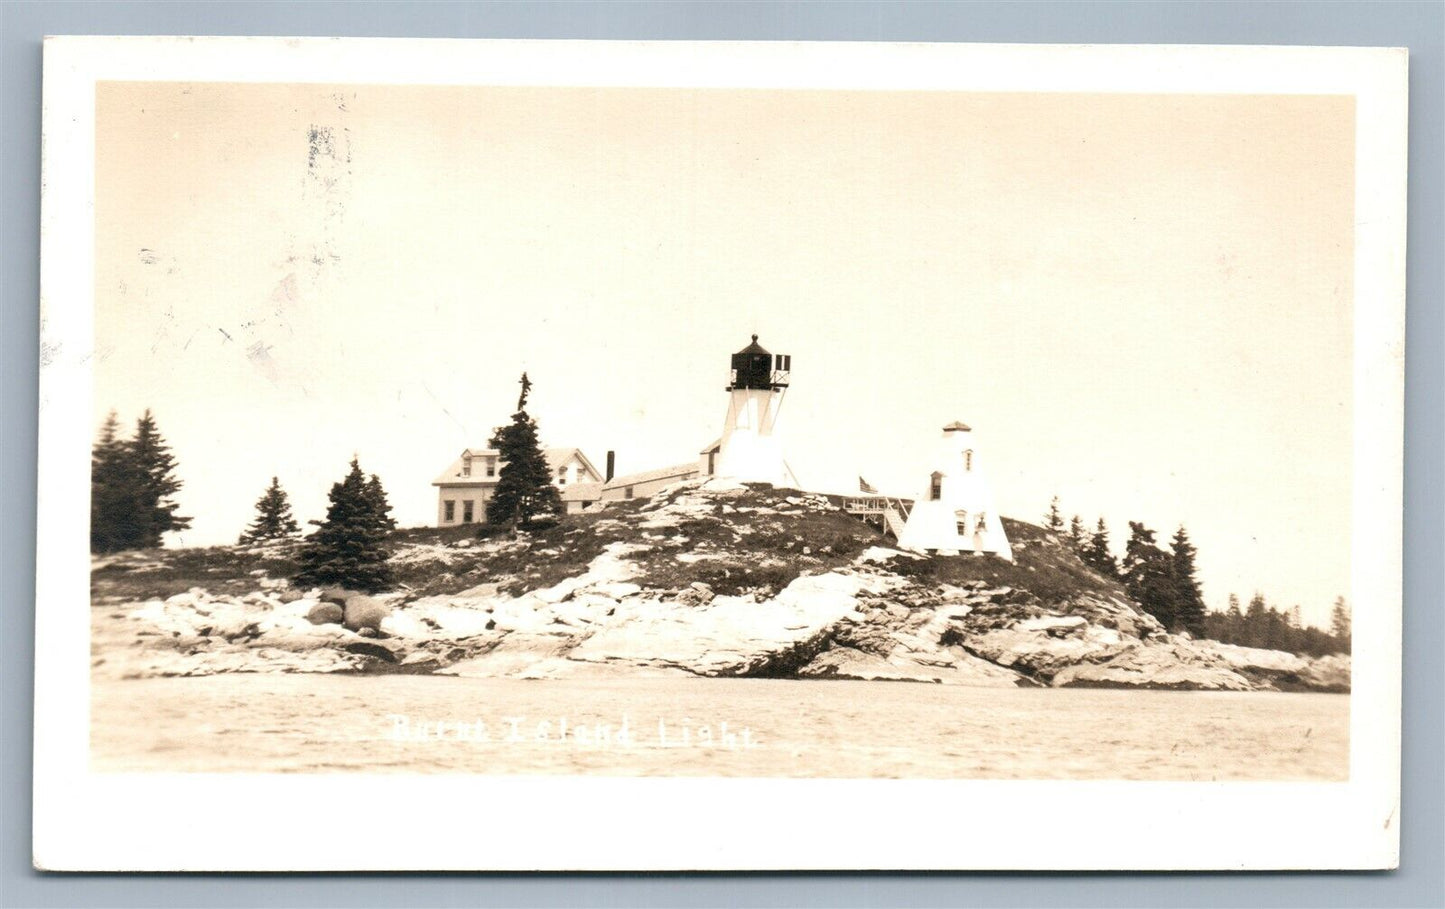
91, 675, 1349, 779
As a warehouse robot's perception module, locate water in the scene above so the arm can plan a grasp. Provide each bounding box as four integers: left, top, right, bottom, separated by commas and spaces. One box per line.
91, 675, 1349, 780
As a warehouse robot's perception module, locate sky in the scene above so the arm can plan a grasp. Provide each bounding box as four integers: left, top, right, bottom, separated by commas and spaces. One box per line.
94, 83, 1355, 627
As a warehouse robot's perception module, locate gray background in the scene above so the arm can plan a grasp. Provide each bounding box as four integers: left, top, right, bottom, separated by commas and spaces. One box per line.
1, 2, 1440, 906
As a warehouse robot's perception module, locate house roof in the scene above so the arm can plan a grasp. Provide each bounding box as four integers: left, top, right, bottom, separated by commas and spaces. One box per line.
942, 421, 973, 433
432, 446, 602, 486
698, 437, 721, 455
560, 481, 604, 502
551, 447, 604, 482
602, 461, 700, 491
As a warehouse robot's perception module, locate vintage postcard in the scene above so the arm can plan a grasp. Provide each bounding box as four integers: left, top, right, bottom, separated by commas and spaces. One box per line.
34, 37, 1406, 870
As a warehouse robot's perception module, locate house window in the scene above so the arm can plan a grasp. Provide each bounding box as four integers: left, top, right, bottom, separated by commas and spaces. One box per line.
462, 456, 472, 478
929, 472, 943, 501
463, 500, 474, 523
964, 450, 973, 471
955, 511, 969, 535
558, 465, 568, 485
624, 486, 635, 500
443, 500, 455, 522
485, 458, 496, 477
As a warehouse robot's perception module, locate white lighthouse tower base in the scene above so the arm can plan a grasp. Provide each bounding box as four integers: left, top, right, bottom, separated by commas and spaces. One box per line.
714, 335, 798, 488
897, 422, 1014, 561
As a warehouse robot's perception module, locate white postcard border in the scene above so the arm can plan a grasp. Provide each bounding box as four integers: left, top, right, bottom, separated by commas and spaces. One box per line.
34, 37, 1406, 871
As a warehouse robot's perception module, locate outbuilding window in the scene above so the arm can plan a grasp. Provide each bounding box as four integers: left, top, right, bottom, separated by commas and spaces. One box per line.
624, 486, 635, 500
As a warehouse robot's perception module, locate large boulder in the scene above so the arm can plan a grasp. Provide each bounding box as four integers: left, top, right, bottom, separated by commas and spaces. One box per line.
306, 602, 344, 626
343, 595, 390, 633
343, 639, 401, 662
1298, 654, 1351, 692
319, 586, 363, 605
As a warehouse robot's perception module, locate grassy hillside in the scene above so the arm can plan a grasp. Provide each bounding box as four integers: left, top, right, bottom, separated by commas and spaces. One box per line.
92, 483, 1125, 616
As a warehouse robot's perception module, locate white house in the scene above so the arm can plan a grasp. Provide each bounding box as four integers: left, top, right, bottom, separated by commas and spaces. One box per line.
432, 446, 604, 525
896, 421, 1014, 560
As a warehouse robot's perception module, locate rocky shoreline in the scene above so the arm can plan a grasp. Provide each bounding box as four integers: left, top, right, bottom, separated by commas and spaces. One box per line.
91, 479, 1349, 693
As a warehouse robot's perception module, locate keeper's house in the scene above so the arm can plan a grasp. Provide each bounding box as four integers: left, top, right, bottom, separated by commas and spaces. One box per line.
432, 447, 603, 525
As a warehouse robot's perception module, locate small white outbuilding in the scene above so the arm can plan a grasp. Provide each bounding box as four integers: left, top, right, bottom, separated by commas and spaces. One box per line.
896, 421, 1014, 561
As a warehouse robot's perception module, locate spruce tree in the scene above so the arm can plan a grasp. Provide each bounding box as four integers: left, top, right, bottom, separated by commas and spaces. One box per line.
91, 409, 190, 552
129, 410, 192, 547
1069, 514, 1087, 550
239, 477, 301, 544
1330, 596, 1351, 651
1082, 518, 1118, 578
486, 372, 562, 531
1168, 525, 1206, 637
364, 474, 397, 532
1244, 593, 1268, 648
1044, 496, 1065, 532
294, 457, 393, 593
1122, 521, 1179, 630
92, 411, 137, 553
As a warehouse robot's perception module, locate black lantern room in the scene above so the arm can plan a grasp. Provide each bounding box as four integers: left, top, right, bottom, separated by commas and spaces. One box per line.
726, 335, 790, 391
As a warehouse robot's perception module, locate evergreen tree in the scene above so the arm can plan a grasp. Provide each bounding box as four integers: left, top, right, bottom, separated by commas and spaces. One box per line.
486, 372, 562, 531
91, 409, 190, 552
364, 473, 397, 532
1168, 525, 1206, 637
129, 410, 192, 547
1226, 593, 1242, 619
294, 457, 393, 593
1081, 518, 1118, 578
1044, 496, 1065, 532
1122, 521, 1179, 630
1068, 514, 1087, 550
239, 476, 300, 544
91, 411, 140, 553
1246, 592, 1267, 620
1330, 596, 1351, 645
1244, 592, 1268, 648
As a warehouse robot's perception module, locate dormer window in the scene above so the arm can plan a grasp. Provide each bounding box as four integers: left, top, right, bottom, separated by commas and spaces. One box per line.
485, 458, 496, 477
461, 456, 472, 478
929, 472, 943, 501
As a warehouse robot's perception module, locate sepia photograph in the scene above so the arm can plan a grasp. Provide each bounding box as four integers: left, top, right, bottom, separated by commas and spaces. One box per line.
33, 37, 1407, 871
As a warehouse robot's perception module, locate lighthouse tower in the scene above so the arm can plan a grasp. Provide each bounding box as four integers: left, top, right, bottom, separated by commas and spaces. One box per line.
716, 335, 797, 487
897, 421, 1013, 561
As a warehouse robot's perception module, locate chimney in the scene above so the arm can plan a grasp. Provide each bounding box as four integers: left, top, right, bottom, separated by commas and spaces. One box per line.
605, 450, 615, 482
